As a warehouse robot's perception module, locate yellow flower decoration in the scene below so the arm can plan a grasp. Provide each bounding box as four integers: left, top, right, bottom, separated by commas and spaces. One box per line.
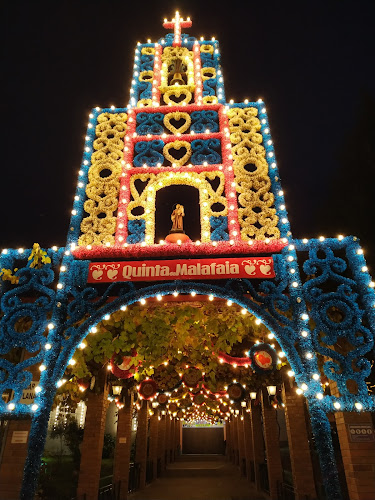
137, 99, 153, 107
139, 71, 154, 82
141, 47, 155, 56
0, 268, 19, 284
228, 107, 279, 240
78, 113, 127, 246
163, 112, 191, 134
163, 141, 192, 166
201, 67, 216, 81
28, 243, 51, 269
200, 44, 214, 54
127, 171, 227, 244
202, 96, 218, 105
163, 87, 193, 106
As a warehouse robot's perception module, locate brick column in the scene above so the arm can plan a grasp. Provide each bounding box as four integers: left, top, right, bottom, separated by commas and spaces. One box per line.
232, 416, 239, 465
237, 414, 246, 475
243, 411, 254, 482
135, 400, 149, 489
113, 391, 134, 500
149, 412, 159, 482
250, 400, 264, 490
169, 417, 175, 462
225, 420, 231, 459
261, 389, 283, 500
175, 418, 181, 456
77, 388, 110, 500
282, 383, 317, 499
165, 415, 171, 465
334, 410, 375, 500
158, 415, 166, 473
0, 419, 31, 500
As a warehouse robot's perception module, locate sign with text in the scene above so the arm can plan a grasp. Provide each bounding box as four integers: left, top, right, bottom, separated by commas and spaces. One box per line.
88, 257, 275, 283
19, 381, 37, 405
11, 431, 29, 444
348, 424, 374, 442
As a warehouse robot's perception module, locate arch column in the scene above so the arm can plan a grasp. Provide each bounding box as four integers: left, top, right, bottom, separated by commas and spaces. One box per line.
135, 400, 149, 489
77, 385, 110, 500
282, 382, 317, 500
231, 416, 239, 465
113, 391, 134, 500
261, 389, 283, 500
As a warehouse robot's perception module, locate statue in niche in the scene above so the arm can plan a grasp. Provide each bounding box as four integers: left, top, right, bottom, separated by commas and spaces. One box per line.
170, 204, 185, 233
165, 203, 190, 244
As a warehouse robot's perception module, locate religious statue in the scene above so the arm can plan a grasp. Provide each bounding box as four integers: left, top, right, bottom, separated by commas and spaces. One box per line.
170, 204, 185, 233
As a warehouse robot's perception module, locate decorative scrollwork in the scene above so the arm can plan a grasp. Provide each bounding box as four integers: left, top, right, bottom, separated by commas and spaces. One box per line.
301, 241, 374, 397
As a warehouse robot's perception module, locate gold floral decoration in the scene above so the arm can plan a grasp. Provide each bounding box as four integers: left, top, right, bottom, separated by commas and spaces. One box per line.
137, 99, 153, 108
78, 112, 127, 246
200, 44, 214, 54
160, 46, 195, 105
202, 96, 218, 105
163, 112, 191, 134
163, 141, 192, 166
141, 47, 155, 56
201, 67, 216, 81
228, 107, 279, 240
139, 71, 154, 82
127, 171, 227, 243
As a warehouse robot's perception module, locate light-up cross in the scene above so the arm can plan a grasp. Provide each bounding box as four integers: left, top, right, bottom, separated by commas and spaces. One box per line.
163, 11, 192, 47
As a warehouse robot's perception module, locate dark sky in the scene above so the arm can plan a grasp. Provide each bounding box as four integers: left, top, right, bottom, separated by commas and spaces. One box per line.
1, 1, 375, 268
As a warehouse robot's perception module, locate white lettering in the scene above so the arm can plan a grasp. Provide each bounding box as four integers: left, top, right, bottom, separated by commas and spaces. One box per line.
123, 265, 132, 279
230, 264, 239, 274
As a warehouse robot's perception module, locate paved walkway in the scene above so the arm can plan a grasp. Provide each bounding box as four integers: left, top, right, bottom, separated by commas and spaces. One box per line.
129, 455, 269, 500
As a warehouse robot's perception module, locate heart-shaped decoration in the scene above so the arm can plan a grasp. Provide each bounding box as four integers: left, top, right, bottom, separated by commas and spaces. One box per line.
164, 112, 191, 135
92, 269, 103, 280
163, 88, 192, 105
163, 141, 192, 166
260, 264, 271, 275
107, 269, 118, 280
244, 264, 256, 275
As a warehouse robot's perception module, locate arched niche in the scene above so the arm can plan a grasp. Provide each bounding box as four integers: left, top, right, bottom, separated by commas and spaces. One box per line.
155, 184, 200, 241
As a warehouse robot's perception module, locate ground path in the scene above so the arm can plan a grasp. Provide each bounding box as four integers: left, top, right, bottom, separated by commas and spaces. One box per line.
128, 454, 269, 500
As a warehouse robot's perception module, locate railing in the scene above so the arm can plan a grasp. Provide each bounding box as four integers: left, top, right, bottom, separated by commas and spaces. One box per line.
277, 481, 313, 500
98, 482, 119, 500
128, 462, 140, 493
277, 481, 295, 500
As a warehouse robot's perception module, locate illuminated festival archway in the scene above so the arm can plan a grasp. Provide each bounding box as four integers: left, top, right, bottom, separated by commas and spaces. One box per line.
0, 12, 374, 500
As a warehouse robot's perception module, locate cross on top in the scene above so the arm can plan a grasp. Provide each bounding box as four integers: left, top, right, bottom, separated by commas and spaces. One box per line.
163, 11, 192, 47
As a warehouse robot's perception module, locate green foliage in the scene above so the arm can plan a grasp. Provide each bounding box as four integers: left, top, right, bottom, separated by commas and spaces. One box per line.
65, 303, 278, 392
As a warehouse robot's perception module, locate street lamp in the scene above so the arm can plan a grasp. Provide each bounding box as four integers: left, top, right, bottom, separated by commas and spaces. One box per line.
112, 385, 122, 396
267, 385, 277, 396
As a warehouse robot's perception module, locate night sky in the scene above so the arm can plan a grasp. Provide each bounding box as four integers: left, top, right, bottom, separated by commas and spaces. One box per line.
2, 1, 375, 269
